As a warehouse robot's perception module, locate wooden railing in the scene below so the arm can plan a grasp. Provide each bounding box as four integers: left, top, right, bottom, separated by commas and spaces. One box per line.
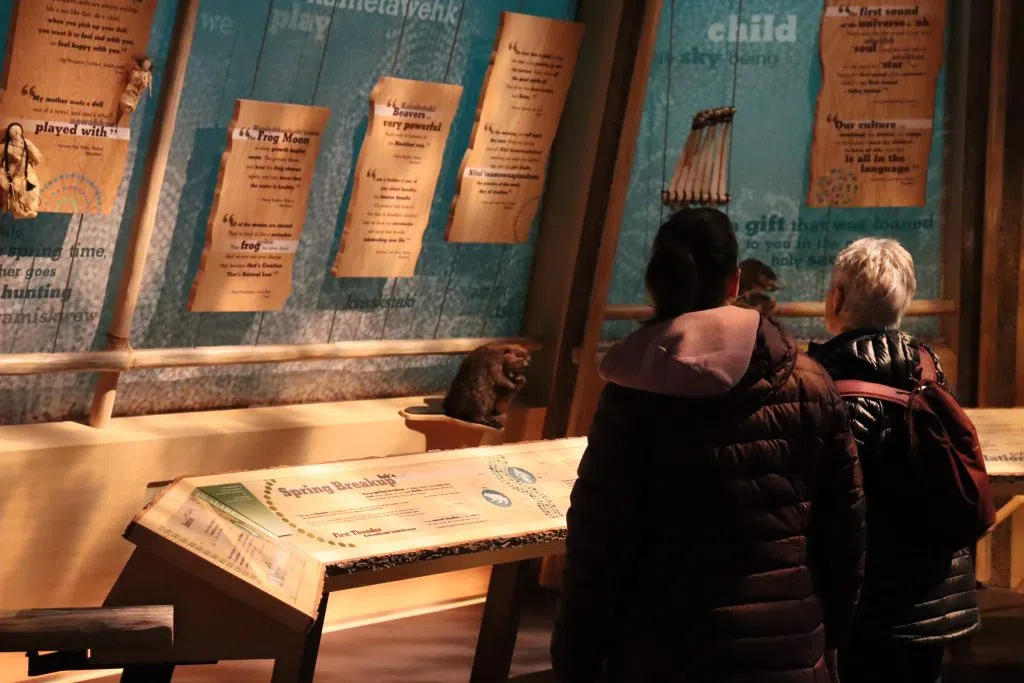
0, 338, 540, 377
604, 299, 958, 321
977, 496, 1024, 586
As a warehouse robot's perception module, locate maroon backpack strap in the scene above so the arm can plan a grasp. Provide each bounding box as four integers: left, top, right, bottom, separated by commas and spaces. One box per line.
834, 380, 912, 407
918, 345, 939, 383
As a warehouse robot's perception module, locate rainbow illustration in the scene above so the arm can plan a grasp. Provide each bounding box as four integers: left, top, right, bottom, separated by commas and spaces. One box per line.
39, 174, 104, 214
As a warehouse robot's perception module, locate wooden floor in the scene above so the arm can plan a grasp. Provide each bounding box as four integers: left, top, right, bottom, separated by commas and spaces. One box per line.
93, 595, 558, 683
84, 587, 1024, 683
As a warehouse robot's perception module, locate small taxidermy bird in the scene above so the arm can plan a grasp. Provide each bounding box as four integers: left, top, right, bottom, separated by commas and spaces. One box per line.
443, 343, 531, 430
734, 258, 783, 316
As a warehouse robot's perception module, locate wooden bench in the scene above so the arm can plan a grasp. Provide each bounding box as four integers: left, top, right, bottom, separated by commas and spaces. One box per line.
0, 606, 173, 677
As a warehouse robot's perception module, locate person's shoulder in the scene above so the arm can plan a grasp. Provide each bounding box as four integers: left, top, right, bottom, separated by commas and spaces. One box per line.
600, 381, 663, 412
793, 351, 835, 384
789, 351, 842, 405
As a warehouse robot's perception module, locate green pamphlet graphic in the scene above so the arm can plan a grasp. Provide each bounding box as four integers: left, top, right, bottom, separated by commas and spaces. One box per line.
200, 483, 293, 537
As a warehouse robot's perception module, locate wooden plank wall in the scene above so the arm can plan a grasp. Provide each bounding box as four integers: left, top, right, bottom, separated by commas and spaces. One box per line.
0, 0, 577, 424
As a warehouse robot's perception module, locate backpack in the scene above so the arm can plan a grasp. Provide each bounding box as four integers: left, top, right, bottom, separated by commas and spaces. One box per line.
834, 347, 996, 550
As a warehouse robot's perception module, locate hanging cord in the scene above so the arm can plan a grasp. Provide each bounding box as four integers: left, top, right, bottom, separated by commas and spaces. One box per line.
656, 0, 677, 228
475, 0, 562, 338
323, 9, 416, 343
723, 0, 744, 219
425, 0, 483, 341
193, 2, 278, 348
370, 3, 470, 342
253, 0, 346, 347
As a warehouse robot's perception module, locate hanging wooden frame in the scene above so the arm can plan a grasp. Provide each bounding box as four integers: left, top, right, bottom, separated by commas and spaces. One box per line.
661, 106, 735, 208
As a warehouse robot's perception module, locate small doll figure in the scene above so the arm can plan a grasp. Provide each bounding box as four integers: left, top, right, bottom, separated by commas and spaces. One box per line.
119, 57, 154, 120
0, 123, 43, 219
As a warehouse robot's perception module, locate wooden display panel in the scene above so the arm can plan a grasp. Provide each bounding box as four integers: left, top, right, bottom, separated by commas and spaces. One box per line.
126, 438, 586, 631
808, 0, 947, 207
333, 77, 462, 278
0, 0, 160, 214
446, 12, 584, 244
188, 99, 329, 313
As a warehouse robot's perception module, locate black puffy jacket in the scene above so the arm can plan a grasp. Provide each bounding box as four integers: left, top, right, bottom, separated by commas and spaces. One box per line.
808, 329, 981, 645
552, 307, 865, 683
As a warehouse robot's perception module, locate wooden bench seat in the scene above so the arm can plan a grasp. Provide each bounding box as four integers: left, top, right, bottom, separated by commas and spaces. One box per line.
0, 606, 173, 652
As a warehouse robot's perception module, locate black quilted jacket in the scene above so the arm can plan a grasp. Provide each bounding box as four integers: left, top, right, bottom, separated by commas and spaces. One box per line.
552, 310, 866, 683
808, 329, 981, 645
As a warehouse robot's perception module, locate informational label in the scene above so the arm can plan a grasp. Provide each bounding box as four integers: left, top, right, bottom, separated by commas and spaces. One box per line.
234, 445, 582, 565
189, 99, 329, 312
807, 1, 947, 207
333, 77, 462, 278
144, 484, 322, 620
0, 0, 160, 214
967, 409, 1024, 479
446, 12, 584, 243
128, 439, 586, 622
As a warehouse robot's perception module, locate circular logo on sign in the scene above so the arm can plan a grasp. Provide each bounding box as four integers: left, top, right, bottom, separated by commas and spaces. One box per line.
507, 467, 537, 485
482, 489, 512, 508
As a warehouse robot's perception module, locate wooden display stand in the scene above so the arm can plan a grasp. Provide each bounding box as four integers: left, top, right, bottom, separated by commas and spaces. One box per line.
76, 439, 586, 682
966, 409, 1024, 589
399, 398, 505, 451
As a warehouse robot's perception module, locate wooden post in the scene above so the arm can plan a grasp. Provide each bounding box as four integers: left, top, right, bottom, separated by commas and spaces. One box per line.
977, 0, 1024, 408
88, 0, 202, 428
269, 593, 328, 683
558, 0, 664, 439
977, 533, 993, 585
527, 0, 662, 440
942, 0, 993, 405
470, 560, 533, 683
519, 0, 659, 421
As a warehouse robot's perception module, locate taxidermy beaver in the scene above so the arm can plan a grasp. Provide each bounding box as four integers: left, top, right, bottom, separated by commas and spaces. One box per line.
734, 258, 782, 316
443, 343, 531, 429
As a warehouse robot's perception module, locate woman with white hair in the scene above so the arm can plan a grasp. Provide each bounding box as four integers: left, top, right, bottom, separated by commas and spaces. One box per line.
808, 237, 981, 683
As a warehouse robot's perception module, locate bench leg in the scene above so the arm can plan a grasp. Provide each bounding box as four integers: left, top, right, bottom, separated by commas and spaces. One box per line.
120, 665, 175, 683
271, 593, 328, 683
470, 560, 532, 683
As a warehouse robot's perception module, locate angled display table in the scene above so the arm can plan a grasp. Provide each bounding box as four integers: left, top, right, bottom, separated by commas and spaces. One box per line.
968, 408, 1024, 492
91, 438, 587, 682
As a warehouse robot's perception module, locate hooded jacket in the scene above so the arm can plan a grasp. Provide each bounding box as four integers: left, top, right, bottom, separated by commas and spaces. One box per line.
807, 329, 981, 645
551, 307, 866, 683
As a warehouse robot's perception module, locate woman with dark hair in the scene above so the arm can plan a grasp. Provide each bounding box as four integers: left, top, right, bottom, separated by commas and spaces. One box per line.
551, 207, 866, 683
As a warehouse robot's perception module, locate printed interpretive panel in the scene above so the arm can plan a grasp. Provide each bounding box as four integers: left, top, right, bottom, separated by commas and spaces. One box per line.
446, 12, 584, 243
333, 77, 462, 278
189, 99, 329, 312
128, 438, 586, 623
0, 0, 160, 213
808, 0, 947, 207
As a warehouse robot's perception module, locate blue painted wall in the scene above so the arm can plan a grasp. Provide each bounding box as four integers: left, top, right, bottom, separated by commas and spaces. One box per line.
0, 0, 577, 423
604, 0, 948, 342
